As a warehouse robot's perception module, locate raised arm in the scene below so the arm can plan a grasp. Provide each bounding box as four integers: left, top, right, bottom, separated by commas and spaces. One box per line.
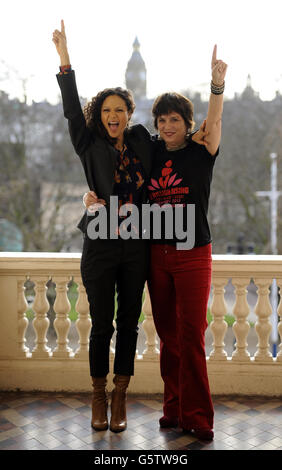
204, 45, 227, 156
52, 20, 70, 66
52, 20, 91, 156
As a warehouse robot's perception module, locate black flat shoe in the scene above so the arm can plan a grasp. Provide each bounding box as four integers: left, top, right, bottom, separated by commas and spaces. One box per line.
159, 416, 179, 428
193, 428, 214, 441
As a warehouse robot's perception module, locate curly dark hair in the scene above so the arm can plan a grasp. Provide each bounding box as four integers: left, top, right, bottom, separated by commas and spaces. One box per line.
83, 87, 136, 145
152, 92, 195, 133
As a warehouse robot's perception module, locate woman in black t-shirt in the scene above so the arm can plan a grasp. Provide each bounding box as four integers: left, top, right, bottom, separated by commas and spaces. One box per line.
147, 45, 226, 441
84, 46, 227, 441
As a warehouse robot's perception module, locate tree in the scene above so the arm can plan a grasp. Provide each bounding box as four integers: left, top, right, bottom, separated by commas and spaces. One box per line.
0, 66, 85, 251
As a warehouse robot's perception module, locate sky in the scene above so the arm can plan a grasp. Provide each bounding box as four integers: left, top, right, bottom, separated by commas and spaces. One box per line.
1, 0, 282, 104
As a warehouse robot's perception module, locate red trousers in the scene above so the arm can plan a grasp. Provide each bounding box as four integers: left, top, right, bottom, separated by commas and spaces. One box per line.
148, 242, 214, 430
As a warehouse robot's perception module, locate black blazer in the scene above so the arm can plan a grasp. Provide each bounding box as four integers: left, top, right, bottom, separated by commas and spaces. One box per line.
56, 70, 153, 233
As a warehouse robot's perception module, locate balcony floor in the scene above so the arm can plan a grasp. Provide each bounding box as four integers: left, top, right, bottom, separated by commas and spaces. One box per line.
0, 392, 281, 451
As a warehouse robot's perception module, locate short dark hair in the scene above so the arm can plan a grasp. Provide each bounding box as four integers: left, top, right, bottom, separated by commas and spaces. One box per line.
152, 92, 195, 132
83, 87, 136, 144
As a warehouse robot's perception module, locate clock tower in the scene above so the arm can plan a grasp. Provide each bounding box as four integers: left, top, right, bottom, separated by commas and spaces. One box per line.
125, 37, 147, 100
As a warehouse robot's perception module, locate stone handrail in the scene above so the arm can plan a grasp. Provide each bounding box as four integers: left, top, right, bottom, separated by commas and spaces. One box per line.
0, 252, 281, 395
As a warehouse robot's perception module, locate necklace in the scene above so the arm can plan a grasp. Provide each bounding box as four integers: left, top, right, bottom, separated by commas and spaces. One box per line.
165, 135, 190, 152
166, 141, 188, 152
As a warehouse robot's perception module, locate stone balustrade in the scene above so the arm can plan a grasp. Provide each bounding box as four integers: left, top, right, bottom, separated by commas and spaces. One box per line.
0, 252, 281, 396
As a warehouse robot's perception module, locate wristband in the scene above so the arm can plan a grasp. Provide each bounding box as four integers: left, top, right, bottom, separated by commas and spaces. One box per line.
211, 80, 225, 95
59, 64, 72, 74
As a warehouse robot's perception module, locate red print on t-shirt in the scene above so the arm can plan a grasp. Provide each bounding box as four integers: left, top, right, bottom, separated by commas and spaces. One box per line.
148, 160, 183, 191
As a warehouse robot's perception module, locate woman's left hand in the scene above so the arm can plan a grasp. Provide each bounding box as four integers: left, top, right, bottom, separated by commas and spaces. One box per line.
83, 191, 106, 214
211, 45, 227, 86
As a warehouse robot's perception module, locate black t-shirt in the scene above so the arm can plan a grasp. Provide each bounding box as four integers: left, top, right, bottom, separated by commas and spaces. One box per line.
148, 136, 219, 247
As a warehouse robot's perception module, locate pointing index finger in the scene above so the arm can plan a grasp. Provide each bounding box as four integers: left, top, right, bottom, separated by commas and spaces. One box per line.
212, 44, 217, 66
61, 19, 65, 34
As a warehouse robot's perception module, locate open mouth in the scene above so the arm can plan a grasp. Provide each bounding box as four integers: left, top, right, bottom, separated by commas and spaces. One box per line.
108, 122, 119, 132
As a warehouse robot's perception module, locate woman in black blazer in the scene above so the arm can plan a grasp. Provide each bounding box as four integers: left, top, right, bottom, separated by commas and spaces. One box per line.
53, 21, 153, 433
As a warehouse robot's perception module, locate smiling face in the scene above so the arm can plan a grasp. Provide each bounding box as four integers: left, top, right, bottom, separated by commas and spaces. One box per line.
157, 112, 188, 149
101, 95, 131, 148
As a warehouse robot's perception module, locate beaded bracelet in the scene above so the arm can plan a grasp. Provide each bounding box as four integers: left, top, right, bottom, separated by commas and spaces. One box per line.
211, 80, 225, 95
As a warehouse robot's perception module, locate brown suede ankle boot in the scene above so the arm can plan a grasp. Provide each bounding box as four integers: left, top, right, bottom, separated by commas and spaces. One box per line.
91, 376, 108, 431
110, 374, 130, 433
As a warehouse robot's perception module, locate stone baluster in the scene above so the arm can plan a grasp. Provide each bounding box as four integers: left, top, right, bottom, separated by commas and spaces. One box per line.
74, 279, 91, 359
17, 278, 29, 357
32, 276, 51, 358
276, 278, 282, 362
253, 278, 273, 362
209, 278, 228, 361
141, 283, 159, 359
52, 276, 72, 358
231, 279, 251, 361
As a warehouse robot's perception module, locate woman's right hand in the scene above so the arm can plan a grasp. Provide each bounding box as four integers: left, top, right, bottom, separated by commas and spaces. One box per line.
191, 119, 209, 146
52, 19, 70, 66
83, 191, 107, 213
